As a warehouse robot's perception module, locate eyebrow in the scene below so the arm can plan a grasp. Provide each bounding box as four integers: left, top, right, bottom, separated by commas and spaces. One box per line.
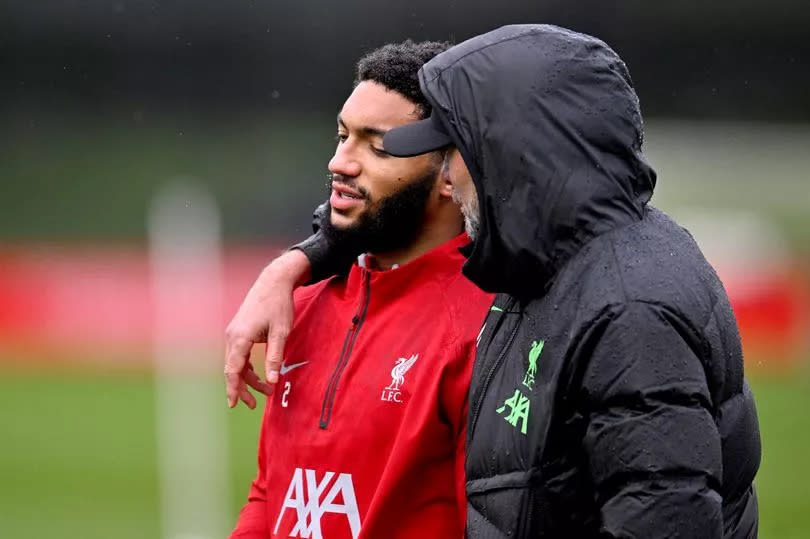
337, 114, 388, 139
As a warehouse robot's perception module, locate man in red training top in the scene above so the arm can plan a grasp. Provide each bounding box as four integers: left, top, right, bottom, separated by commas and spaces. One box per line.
230, 41, 493, 539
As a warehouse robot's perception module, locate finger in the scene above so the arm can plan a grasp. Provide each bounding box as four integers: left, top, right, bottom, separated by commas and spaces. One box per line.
225, 336, 253, 373
239, 386, 256, 410
225, 337, 253, 405
225, 373, 242, 408
265, 331, 289, 385
243, 365, 272, 396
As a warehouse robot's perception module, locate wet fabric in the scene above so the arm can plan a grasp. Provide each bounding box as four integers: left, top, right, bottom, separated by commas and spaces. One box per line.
417, 24, 760, 538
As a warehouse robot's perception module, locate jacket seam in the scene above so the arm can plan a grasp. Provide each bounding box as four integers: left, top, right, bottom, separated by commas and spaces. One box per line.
605, 230, 713, 374
617, 298, 711, 353
577, 298, 715, 411
633, 297, 714, 396
573, 299, 708, 363
607, 237, 630, 303
434, 273, 469, 351
423, 27, 557, 83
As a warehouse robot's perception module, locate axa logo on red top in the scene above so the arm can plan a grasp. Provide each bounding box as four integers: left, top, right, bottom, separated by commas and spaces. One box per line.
275, 468, 361, 539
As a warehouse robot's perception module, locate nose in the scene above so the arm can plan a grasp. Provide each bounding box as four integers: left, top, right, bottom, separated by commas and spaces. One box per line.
328, 140, 361, 178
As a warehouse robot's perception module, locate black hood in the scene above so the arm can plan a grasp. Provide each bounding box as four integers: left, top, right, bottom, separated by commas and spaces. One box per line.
418, 24, 657, 298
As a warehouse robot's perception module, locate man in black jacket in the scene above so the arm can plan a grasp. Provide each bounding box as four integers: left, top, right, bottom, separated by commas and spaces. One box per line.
225, 25, 760, 538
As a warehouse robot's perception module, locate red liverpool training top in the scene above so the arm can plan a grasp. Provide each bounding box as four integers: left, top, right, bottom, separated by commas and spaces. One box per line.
231, 234, 493, 539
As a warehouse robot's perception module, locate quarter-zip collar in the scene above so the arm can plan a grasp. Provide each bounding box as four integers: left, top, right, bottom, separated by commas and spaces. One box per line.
342, 233, 471, 306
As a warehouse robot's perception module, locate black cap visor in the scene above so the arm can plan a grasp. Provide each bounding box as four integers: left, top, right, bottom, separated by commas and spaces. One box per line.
383, 111, 452, 157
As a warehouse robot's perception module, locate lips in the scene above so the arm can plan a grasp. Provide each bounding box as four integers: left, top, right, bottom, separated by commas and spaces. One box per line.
330, 183, 365, 211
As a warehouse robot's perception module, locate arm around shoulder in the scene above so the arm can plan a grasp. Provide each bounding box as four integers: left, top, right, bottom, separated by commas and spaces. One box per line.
224, 248, 312, 406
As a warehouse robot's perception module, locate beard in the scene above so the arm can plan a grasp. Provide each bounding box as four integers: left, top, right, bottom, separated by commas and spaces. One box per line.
451, 184, 481, 241
321, 169, 437, 255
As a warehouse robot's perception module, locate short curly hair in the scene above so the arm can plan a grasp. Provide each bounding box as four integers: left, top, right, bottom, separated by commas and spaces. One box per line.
354, 40, 451, 119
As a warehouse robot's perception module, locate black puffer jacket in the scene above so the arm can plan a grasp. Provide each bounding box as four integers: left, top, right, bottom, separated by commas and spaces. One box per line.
416, 25, 760, 538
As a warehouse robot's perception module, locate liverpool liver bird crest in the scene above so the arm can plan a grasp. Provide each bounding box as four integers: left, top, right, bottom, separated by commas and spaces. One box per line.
386, 354, 419, 391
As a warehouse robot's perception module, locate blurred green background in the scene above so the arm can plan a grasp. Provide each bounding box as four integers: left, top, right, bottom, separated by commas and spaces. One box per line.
2, 1, 809, 538
1, 368, 808, 538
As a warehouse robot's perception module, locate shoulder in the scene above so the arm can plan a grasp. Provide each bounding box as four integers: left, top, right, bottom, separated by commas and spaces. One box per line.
571, 300, 712, 401
554, 207, 721, 320
432, 271, 494, 346
292, 275, 344, 310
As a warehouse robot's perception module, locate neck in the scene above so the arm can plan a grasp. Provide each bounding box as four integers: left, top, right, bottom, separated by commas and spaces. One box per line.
368, 213, 463, 270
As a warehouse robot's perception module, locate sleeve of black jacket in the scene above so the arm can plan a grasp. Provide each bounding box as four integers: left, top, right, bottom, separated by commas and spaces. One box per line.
289, 201, 360, 284
579, 301, 723, 538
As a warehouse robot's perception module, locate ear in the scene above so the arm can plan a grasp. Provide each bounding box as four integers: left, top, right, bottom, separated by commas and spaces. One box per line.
436, 158, 454, 200
437, 173, 454, 200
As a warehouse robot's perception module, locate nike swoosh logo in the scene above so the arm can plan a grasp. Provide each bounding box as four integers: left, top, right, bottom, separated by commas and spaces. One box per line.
279, 361, 309, 376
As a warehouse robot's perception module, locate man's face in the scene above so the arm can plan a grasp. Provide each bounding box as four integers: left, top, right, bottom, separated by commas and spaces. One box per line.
326, 81, 442, 253
445, 148, 480, 241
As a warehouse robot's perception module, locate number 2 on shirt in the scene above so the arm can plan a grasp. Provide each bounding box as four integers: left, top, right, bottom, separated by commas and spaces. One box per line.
281, 381, 291, 407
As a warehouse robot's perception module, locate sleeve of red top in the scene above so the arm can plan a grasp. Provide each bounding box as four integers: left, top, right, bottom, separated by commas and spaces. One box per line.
454, 416, 469, 533
229, 403, 272, 538
229, 501, 268, 538
440, 338, 476, 533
